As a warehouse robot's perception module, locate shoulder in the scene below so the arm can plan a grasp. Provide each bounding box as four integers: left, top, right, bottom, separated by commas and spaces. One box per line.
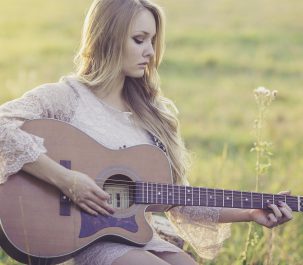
21, 76, 81, 121
24, 77, 79, 101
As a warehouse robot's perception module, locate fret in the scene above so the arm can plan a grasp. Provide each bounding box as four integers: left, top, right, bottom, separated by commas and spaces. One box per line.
263, 193, 273, 208
166, 184, 168, 205
200, 187, 207, 206
192, 187, 194, 206
240, 191, 243, 208
193, 187, 199, 206
136, 182, 143, 204
252, 192, 262, 209
161, 184, 163, 204
232, 190, 234, 208
147, 182, 149, 203
148, 182, 151, 203
180, 186, 186, 206
167, 185, 173, 205
172, 184, 174, 204
156, 183, 158, 204
274, 194, 285, 205
162, 184, 167, 205
144, 182, 148, 203
285, 195, 290, 204
224, 190, 233, 208
215, 189, 223, 207
153, 183, 157, 204
208, 189, 215, 207
223, 189, 225, 207
233, 190, 241, 208
178, 185, 180, 205
250, 192, 253, 209
174, 185, 179, 206
199, 187, 200, 206
206, 188, 208, 206
242, 192, 252, 209
185, 187, 192, 206
142, 182, 145, 203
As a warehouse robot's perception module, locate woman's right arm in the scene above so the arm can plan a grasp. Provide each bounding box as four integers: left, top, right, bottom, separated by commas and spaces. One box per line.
22, 153, 115, 216
0, 82, 114, 216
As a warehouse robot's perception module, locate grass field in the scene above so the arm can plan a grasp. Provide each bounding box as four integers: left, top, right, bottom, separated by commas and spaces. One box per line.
0, 0, 303, 264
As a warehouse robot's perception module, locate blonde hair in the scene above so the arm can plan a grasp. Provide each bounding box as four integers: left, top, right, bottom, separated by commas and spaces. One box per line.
74, 0, 191, 184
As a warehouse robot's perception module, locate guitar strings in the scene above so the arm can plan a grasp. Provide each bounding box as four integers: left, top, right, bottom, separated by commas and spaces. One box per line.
95, 179, 301, 197
94, 180, 301, 202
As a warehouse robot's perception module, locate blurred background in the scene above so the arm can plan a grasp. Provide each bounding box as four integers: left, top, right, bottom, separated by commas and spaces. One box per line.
0, 0, 302, 264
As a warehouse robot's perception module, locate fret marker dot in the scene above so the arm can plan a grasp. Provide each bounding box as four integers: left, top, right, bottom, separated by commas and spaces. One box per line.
158, 192, 161, 195
169, 192, 172, 196
227, 197, 230, 200
210, 195, 212, 199
266, 200, 270, 203
245, 198, 248, 201
187, 199, 191, 201
187, 190, 190, 193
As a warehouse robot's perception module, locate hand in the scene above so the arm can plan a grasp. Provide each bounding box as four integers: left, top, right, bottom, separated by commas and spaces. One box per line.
249, 191, 293, 229
60, 170, 115, 216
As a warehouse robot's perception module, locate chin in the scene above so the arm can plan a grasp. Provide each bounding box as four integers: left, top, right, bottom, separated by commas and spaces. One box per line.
126, 70, 145, 78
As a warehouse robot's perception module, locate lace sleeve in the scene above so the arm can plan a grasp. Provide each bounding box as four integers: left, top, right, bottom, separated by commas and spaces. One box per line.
0, 82, 78, 184
166, 205, 231, 260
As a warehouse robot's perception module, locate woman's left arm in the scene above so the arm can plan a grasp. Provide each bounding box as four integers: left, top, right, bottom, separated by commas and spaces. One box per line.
218, 191, 293, 229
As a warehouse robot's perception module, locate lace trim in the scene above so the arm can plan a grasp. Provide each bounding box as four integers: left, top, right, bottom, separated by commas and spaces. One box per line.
0, 81, 79, 183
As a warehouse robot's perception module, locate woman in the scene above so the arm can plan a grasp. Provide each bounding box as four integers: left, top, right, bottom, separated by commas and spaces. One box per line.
0, 0, 293, 264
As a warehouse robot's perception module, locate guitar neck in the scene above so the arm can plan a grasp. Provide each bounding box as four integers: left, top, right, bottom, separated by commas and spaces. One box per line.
135, 182, 303, 212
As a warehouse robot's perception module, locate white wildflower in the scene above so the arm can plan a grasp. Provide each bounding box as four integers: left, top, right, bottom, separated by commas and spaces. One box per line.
254, 86, 270, 96
254, 86, 278, 106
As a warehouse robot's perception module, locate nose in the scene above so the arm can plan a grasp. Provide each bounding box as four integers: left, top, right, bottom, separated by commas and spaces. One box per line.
144, 41, 155, 58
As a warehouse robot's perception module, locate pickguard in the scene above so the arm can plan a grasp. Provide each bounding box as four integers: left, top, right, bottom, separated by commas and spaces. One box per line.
79, 211, 138, 238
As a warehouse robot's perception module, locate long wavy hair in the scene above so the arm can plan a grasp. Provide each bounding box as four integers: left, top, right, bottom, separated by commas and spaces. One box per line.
74, 0, 191, 184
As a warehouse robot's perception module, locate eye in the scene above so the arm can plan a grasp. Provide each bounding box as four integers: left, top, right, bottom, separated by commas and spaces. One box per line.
133, 38, 144, 44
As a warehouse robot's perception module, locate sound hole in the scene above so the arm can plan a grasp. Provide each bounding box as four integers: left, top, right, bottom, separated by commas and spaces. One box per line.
103, 175, 135, 209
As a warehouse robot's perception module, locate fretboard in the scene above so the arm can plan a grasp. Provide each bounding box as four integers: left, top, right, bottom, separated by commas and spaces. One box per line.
135, 182, 303, 212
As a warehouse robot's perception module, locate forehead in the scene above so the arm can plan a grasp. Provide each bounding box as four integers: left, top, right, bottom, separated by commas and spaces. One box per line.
130, 9, 156, 35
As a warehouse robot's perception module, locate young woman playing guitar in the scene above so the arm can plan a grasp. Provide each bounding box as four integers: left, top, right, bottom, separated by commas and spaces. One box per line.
0, 1, 294, 264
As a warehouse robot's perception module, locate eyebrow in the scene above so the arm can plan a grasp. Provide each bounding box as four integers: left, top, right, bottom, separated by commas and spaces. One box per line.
133, 31, 156, 37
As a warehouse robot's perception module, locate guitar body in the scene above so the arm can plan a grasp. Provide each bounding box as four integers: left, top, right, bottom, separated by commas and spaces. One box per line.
0, 119, 173, 264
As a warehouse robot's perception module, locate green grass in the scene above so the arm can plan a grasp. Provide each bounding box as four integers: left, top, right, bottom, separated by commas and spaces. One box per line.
1, 0, 303, 264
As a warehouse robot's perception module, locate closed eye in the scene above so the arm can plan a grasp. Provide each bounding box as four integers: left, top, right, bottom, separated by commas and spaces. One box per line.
133, 38, 144, 44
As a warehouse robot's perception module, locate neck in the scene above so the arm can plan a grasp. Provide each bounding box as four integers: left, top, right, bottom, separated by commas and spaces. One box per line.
134, 182, 303, 212
94, 74, 128, 112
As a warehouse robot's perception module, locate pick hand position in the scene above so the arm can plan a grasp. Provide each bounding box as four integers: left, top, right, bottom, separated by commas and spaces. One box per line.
61, 170, 115, 217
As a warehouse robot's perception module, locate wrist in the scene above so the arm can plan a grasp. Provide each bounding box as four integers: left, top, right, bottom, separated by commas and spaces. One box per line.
247, 209, 255, 222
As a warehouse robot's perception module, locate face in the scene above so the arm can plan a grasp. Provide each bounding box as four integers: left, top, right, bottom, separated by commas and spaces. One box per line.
122, 9, 156, 78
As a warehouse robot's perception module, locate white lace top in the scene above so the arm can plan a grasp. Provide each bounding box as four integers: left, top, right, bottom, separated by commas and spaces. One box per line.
0, 76, 230, 261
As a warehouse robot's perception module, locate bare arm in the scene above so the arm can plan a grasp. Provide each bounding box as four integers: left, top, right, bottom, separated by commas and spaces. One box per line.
218, 195, 293, 229
22, 153, 115, 216
218, 208, 252, 223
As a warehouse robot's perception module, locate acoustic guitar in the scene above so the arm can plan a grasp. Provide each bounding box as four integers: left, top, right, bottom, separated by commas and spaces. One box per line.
0, 119, 302, 265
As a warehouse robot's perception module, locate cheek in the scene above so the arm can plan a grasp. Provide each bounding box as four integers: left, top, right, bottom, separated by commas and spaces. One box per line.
124, 42, 142, 62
